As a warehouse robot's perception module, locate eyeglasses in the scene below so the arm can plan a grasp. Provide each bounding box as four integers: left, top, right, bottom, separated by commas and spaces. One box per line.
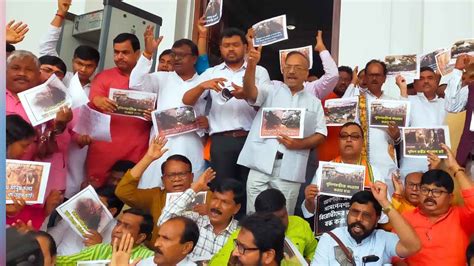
348, 208, 373, 221
420, 187, 448, 198
163, 171, 191, 181
339, 133, 362, 140
171, 51, 193, 59
406, 182, 421, 190
40, 66, 65, 78
233, 239, 259, 255
283, 65, 307, 72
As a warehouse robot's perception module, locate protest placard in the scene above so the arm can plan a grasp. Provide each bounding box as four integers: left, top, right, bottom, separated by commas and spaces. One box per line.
109, 88, 157, 120
260, 108, 305, 138
6, 160, 50, 204
152, 106, 199, 137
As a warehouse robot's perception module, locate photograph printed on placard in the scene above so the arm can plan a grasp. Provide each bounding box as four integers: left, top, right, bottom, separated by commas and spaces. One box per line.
204, 0, 222, 27
384, 54, 419, 78
324, 97, 358, 126
318, 161, 365, 198
109, 88, 157, 119
165, 191, 207, 211
6, 160, 50, 204
152, 106, 199, 137
450, 39, 474, 58
435, 49, 455, 76
419, 48, 445, 71
260, 108, 304, 138
403, 127, 450, 158
252, 15, 288, 46
369, 99, 410, 128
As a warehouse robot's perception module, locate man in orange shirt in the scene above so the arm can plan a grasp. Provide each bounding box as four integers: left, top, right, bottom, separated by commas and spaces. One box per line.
400, 144, 474, 266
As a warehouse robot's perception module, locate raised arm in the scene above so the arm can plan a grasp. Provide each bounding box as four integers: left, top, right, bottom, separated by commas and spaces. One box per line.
39, 0, 71, 56
6, 20, 29, 45
444, 54, 472, 113
157, 168, 216, 225
395, 74, 408, 98
305, 31, 339, 99
115, 136, 168, 211
370, 181, 421, 258
196, 16, 210, 74
242, 32, 262, 102
129, 25, 163, 92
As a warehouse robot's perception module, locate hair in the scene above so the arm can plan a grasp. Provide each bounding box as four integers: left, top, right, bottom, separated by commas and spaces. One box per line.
220, 27, 247, 45
159, 49, 174, 60
27, 231, 57, 257
420, 169, 454, 193
6, 43, 15, 53
172, 39, 198, 57
213, 178, 245, 206
73, 45, 100, 64
167, 216, 200, 252
123, 208, 154, 240
39, 55, 67, 75
350, 190, 382, 217
467, 241, 474, 265
7, 50, 40, 68
255, 188, 286, 213
419, 66, 435, 74
110, 160, 136, 173
338, 66, 353, 76
340, 122, 364, 139
365, 59, 387, 76
160, 155, 192, 174
96, 185, 124, 217
239, 213, 285, 263
6, 114, 36, 147
357, 68, 365, 78
113, 33, 140, 51
285, 51, 310, 68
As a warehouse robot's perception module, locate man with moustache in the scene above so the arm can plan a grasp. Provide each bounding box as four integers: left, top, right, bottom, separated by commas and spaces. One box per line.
115, 136, 211, 245
86, 32, 150, 188
182, 28, 271, 216
56, 208, 154, 264
301, 122, 385, 218
311, 183, 421, 265
157, 165, 244, 260
342, 60, 400, 192
399, 144, 474, 265
395, 66, 446, 178
130, 26, 207, 189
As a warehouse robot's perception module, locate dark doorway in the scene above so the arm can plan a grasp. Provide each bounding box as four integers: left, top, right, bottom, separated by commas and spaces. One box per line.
202, 0, 338, 80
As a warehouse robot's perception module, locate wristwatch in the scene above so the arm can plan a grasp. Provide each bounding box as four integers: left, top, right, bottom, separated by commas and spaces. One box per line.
382, 204, 393, 214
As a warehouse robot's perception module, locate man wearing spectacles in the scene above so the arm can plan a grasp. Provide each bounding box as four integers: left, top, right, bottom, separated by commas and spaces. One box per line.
129, 26, 207, 190
398, 143, 474, 265
312, 183, 421, 265
115, 136, 211, 246
391, 172, 422, 214
301, 122, 385, 219
230, 213, 285, 266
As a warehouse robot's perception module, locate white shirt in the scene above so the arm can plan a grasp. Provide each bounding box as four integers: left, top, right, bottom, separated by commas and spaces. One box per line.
130, 55, 206, 189
197, 61, 270, 134
444, 69, 469, 113
138, 256, 197, 266
343, 89, 399, 192
399, 93, 446, 177
48, 219, 116, 256
311, 227, 399, 266
237, 82, 327, 183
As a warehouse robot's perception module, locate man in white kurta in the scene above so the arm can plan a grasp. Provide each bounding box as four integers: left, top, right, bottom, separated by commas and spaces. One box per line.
129, 34, 206, 189
395, 67, 446, 178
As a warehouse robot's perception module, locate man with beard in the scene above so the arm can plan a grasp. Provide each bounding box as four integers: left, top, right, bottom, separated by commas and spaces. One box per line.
301, 122, 385, 219
86, 32, 151, 188
230, 213, 285, 266
56, 208, 154, 264
342, 60, 400, 192
129, 26, 208, 190
157, 164, 243, 260
391, 172, 422, 213
395, 67, 446, 178
311, 183, 420, 265
182, 28, 270, 216
399, 144, 474, 265
116, 136, 211, 245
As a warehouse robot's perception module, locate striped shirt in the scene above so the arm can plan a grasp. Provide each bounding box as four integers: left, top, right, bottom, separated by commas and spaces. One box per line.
55, 243, 154, 266
158, 189, 239, 259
